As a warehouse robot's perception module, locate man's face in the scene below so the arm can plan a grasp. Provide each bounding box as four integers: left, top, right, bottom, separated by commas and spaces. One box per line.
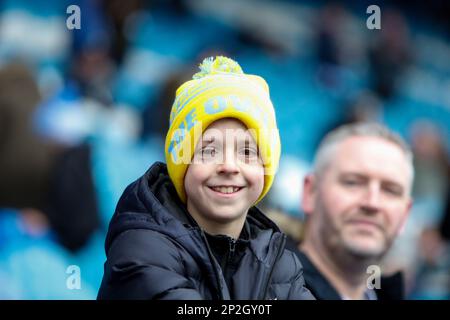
303, 136, 412, 260
184, 118, 264, 231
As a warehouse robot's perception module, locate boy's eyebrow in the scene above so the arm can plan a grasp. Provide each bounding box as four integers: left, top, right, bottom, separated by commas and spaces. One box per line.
238, 135, 257, 146
201, 136, 215, 145
246, 138, 257, 146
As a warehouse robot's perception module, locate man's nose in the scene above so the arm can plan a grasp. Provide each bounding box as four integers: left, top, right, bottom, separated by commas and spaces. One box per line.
360, 182, 381, 213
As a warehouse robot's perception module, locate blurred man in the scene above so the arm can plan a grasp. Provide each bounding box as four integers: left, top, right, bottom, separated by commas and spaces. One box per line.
287, 122, 413, 299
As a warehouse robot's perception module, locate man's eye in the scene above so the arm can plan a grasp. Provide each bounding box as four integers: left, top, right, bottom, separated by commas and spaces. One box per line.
383, 186, 403, 197
341, 179, 362, 186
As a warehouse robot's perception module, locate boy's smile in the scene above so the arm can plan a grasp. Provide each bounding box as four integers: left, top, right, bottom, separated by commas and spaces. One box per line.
184, 118, 265, 238
207, 185, 244, 196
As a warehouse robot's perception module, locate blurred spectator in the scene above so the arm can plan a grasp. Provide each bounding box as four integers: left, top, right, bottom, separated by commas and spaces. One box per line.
70, 47, 115, 106
313, 90, 383, 154
314, 2, 363, 96
101, 0, 144, 64
45, 143, 101, 252
67, 0, 116, 106
141, 65, 194, 140
315, 2, 349, 89
407, 121, 450, 299
343, 91, 383, 124
440, 189, 450, 242
0, 0, 73, 97
0, 208, 97, 299
0, 63, 59, 210
410, 121, 449, 205
0, 63, 100, 253
368, 8, 413, 100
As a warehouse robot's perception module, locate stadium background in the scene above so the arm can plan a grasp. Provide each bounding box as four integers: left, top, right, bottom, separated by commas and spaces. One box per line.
0, 0, 449, 299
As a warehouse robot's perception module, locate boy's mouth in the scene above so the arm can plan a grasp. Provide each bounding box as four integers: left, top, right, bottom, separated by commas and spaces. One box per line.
208, 186, 244, 194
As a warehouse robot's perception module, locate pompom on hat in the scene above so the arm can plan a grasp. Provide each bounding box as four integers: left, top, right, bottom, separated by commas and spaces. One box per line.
165, 56, 281, 204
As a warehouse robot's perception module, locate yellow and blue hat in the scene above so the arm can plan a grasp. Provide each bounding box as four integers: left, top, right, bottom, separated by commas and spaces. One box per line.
165, 56, 281, 204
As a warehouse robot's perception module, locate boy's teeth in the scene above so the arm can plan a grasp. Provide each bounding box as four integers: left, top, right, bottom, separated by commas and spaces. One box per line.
212, 186, 240, 194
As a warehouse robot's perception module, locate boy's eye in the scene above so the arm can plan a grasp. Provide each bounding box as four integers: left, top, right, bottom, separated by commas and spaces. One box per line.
243, 148, 257, 156
238, 147, 258, 162
203, 148, 215, 156
201, 147, 217, 159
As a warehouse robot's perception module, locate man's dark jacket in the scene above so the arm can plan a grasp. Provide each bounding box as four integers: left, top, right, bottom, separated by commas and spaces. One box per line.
285, 237, 405, 300
98, 162, 314, 300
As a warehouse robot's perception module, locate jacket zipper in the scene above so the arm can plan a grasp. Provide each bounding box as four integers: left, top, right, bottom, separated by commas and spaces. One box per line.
200, 230, 225, 300
228, 238, 236, 261
260, 234, 286, 300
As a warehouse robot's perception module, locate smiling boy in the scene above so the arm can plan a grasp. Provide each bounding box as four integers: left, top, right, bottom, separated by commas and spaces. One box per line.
98, 56, 314, 300
184, 118, 265, 239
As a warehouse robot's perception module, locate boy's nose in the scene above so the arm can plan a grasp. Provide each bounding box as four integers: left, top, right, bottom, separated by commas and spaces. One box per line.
217, 150, 239, 174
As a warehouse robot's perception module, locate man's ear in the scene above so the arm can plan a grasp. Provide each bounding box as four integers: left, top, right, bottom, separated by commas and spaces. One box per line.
301, 174, 317, 216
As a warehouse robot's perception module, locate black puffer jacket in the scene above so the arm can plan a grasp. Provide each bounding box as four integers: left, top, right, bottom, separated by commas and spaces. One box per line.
98, 162, 314, 300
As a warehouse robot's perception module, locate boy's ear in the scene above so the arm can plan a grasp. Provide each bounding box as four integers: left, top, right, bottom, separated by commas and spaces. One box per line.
301, 174, 317, 216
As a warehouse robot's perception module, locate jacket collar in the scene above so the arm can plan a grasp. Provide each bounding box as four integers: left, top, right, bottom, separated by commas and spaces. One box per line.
297, 250, 405, 300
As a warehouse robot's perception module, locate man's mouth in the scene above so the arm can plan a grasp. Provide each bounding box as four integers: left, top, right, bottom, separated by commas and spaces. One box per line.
347, 219, 382, 231
208, 186, 243, 194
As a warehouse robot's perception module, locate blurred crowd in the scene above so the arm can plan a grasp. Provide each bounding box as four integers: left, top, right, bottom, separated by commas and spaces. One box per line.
0, 0, 449, 299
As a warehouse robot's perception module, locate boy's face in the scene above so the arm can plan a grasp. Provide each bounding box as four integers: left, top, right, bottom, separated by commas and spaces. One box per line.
184, 118, 264, 234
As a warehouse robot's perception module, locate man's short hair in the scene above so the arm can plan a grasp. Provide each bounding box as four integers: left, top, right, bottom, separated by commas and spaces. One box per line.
313, 122, 414, 190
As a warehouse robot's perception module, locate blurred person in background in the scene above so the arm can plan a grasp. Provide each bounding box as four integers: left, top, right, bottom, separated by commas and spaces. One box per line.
0, 63, 58, 211
141, 66, 195, 141
0, 62, 100, 253
313, 90, 384, 153
0, 63, 100, 298
286, 122, 414, 299
368, 8, 412, 100
315, 2, 351, 91
410, 122, 449, 209
407, 121, 450, 299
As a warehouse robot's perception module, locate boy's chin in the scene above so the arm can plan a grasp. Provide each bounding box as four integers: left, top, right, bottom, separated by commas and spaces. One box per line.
205, 207, 249, 222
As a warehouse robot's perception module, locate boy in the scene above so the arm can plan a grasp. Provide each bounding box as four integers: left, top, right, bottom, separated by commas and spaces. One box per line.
98, 56, 314, 300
